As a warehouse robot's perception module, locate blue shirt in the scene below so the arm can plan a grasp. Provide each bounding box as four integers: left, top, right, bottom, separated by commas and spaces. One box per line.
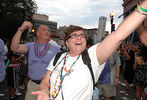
98, 59, 110, 84
25, 42, 60, 80
0, 39, 5, 82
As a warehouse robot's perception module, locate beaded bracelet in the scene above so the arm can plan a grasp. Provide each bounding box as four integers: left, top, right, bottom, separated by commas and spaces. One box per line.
137, 5, 147, 12
135, 8, 147, 16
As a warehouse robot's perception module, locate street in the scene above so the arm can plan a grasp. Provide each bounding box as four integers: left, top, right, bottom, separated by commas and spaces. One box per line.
0, 74, 136, 100
115, 74, 136, 100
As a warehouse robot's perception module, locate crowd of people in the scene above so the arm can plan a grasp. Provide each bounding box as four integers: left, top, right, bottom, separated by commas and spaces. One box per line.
0, 1, 147, 100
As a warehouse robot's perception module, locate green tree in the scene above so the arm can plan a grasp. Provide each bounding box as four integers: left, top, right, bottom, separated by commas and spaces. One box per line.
0, 0, 37, 41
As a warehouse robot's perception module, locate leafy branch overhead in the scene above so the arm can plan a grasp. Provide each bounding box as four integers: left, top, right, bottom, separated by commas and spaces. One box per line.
0, 0, 37, 41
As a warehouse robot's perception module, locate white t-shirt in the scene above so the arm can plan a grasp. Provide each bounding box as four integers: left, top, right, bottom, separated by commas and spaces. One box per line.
47, 43, 105, 100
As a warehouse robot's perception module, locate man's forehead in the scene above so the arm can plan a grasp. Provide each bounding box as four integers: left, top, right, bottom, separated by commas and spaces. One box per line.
37, 25, 51, 33
38, 25, 49, 29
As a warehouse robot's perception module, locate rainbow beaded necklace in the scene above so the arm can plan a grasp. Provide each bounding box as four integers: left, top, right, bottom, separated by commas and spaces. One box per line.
49, 53, 80, 99
34, 40, 50, 57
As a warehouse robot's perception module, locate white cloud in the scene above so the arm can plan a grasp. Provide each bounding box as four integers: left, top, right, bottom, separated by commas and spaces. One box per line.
34, 0, 123, 33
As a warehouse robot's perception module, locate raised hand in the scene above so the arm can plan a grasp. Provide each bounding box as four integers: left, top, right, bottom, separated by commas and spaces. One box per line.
19, 21, 33, 32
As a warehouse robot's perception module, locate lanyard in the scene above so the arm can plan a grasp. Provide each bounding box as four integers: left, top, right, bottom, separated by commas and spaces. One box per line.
49, 53, 80, 99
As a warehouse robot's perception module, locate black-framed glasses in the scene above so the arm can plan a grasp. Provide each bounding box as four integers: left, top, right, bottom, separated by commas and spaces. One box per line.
68, 33, 86, 39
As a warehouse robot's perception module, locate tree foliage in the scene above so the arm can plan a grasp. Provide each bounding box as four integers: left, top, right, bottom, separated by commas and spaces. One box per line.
0, 0, 37, 42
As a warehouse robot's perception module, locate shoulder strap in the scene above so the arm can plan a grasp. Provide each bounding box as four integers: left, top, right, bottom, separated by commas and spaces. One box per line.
53, 52, 65, 66
82, 49, 96, 90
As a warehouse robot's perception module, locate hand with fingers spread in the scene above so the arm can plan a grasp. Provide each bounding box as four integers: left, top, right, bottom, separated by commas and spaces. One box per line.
31, 90, 49, 100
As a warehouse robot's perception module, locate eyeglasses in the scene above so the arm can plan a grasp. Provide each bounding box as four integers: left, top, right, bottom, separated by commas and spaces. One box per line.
68, 33, 86, 39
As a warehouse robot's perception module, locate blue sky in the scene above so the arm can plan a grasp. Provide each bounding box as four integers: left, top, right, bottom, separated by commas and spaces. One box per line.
34, 0, 123, 33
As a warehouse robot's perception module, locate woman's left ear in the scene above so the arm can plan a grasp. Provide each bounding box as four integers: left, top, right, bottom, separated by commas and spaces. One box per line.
66, 40, 68, 48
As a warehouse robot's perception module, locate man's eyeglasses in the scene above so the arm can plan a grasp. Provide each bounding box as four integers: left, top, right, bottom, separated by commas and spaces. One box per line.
68, 33, 86, 39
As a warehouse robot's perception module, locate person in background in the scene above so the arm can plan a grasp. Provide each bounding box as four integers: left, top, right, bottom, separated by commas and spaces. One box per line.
0, 38, 5, 97
4, 41, 8, 63
97, 50, 121, 100
136, 23, 147, 46
133, 45, 147, 100
7, 45, 22, 100
118, 45, 125, 74
11, 23, 60, 100
18, 54, 27, 90
31, 1, 147, 99
122, 42, 135, 90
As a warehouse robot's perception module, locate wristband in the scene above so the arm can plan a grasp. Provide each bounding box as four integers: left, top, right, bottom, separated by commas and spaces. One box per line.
18, 28, 24, 33
137, 5, 147, 12
135, 8, 147, 16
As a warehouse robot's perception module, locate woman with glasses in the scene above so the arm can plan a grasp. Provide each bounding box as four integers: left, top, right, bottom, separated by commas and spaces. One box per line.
32, 1, 147, 100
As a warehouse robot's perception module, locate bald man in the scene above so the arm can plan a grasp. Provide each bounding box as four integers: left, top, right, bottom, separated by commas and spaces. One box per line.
11, 22, 60, 100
